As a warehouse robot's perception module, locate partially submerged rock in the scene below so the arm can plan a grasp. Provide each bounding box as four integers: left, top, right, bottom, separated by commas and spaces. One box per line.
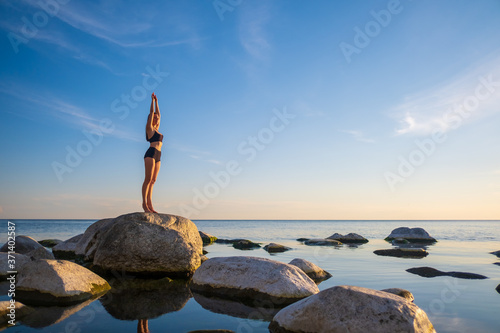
88, 212, 203, 278
199, 231, 217, 245
381, 288, 414, 302
0, 235, 44, 254
269, 285, 435, 333
264, 243, 291, 253
191, 256, 319, 306
406, 267, 488, 279
52, 234, 83, 260
16, 259, 110, 305
288, 258, 331, 283
327, 233, 368, 244
232, 240, 261, 250
38, 239, 63, 248
304, 238, 342, 246
74, 218, 115, 261
490, 250, 500, 258
385, 227, 436, 243
374, 248, 428, 258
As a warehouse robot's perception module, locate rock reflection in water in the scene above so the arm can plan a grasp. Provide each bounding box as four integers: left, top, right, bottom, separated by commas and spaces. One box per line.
100, 277, 192, 321
193, 293, 281, 322
19, 295, 102, 328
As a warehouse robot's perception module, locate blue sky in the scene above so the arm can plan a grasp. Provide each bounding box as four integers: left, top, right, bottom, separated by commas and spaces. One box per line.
1, 0, 499, 219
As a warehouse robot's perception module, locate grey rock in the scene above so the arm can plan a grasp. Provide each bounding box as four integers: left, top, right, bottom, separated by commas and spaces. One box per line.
264, 243, 291, 253
232, 239, 261, 250
288, 258, 332, 283
199, 231, 217, 245
191, 256, 319, 305
38, 239, 63, 248
0, 235, 43, 254
0, 252, 31, 277
406, 267, 488, 279
381, 288, 414, 302
385, 227, 436, 243
304, 238, 342, 246
16, 259, 110, 305
92, 212, 203, 277
391, 238, 410, 245
25, 247, 55, 260
74, 218, 115, 261
327, 233, 368, 244
269, 285, 436, 333
52, 234, 83, 260
374, 248, 428, 258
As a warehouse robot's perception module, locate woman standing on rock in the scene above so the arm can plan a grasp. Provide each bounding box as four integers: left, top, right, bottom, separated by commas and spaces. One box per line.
142, 92, 163, 213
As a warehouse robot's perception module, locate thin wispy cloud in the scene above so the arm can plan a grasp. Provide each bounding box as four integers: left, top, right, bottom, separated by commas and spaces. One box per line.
238, 3, 272, 60
342, 130, 375, 143
390, 54, 500, 136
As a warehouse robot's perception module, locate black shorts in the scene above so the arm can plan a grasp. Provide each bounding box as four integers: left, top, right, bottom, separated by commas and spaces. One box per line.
144, 147, 161, 162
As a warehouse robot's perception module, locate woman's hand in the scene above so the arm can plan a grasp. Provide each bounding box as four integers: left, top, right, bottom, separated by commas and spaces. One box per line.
151, 92, 157, 101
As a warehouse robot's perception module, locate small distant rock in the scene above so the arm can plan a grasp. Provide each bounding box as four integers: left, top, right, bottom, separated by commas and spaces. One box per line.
199, 231, 217, 245
381, 288, 414, 302
232, 240, 261, 250
406, 267, 488, 279
490, 250, 500, 258
493, 262, 500, 267
296, 238, 309, 242
496, 284, 500, 294
264, 243, 291, 253
304, 239, 342, 246
16, 259, 110, 305
268, 285, 436, 333
52, 234, 84, 260
39, 239, 63, 248
289, 258, 332, 283
327, 233, 368, 244
385, 227, 436, 243
374, 248, 428, 258
0, 235, 44, 254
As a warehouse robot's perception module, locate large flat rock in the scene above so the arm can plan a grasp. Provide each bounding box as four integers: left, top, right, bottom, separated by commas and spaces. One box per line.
191, 256, 319, 306
269, 285, 435, 333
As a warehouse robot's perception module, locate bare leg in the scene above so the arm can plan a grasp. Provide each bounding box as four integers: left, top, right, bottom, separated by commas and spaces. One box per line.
142, 158, 155, 213
147, 161, 161, 213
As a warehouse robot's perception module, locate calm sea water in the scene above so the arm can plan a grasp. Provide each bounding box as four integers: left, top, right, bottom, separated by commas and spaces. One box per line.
1, 219, 499, 333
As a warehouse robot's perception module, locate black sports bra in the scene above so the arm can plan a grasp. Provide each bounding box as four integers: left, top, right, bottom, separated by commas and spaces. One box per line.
146, 130, 163, 143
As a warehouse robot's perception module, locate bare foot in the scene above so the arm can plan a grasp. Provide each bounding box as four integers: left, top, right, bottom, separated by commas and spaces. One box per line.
147, 202, 158, 213
142, 202, 152, 213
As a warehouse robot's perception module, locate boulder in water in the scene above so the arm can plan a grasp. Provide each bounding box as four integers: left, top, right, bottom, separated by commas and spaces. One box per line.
191, 256, 319, 306
264, 243, 291, 253
385, 227, 436, 243
374, 248, 428, 258
327, 233, 368, 244
199, 231, 217, 245
52, 234, 83, 260
381, 288, 414, 302
269, 285, 436, 333
0, 235, 43, 254
406, 267, 487, 279
38, 239, 63, 248
288, 258, 331, 283
16, 259, 110, 305
304, 238, 342, 246
91, 212, 203, 277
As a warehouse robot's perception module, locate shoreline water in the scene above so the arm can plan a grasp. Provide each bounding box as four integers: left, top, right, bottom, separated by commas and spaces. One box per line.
1, 219, 499, 332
